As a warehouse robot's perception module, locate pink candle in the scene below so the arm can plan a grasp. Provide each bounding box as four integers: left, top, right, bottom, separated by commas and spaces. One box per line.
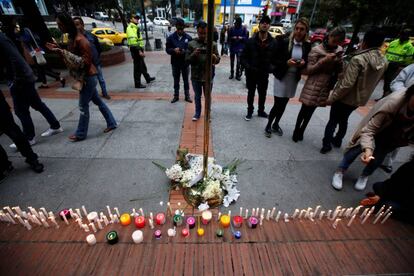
155, 213, 166, 225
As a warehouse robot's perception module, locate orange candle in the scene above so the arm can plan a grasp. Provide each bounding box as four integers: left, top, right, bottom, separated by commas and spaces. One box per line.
220, 215, 230, 228
120, 213, 131, 226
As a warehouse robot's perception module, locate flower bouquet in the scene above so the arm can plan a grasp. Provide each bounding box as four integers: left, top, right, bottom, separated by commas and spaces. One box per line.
154, 149, 242, 208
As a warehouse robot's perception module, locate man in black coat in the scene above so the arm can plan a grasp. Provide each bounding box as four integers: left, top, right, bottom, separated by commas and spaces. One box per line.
241, 16, 274, 120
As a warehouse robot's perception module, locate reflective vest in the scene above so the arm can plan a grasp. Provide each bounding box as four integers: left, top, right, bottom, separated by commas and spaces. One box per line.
126, 23, 144, 48
385, 39, 414, 65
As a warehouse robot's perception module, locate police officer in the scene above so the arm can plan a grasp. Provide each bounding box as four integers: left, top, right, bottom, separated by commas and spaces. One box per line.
126, 14, 155, 88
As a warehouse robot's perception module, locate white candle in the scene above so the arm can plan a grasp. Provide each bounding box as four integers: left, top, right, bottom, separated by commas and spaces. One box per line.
270, 207, 276, 219
76, 218, 83, 228
132, 208, 137, 217
96, 219, 103, 230
347, 214, 356, 227
361, 210, 372, 224
251, 208, 255, 216
87, 212, 98, 222
139, 208, 144, 217
21, 211, 28, 219
113, 215, 119, 223
86, 234, 96, 246
41, 219, 49, 228
106, 206, 112, 216
309, 212, 315, 222
31, 214, 42, 225
375, 205, 385, 217
114, 207, 121, 217
261, 208, 265, 218
284, 213, 289, 222
48, 212, 55, 219
360, 208, 369, 218
82, 224, 90, 232
69, 208, 74, 218
332, 218, 341, 229
319, 211, 325, 220
275, 211, 281, 222
327, 210, 332, 219
150, 212, 153, 220
89, 223, 97, 232
239, 207, 243, 216
40, 207, 48, 216
245, 209, 249, 219
6, 213, 16, 224
81, 205, 87, 217
15, 215, 25, 225
132, 230, 144, 243
167, 202, 173, 215
39, 212, 47, 221
228, 210, 231, 217
266, 210, 271, 220
314, 206, 321, 218
372, 212, 383, 224
167, 227, 176, 237
29, 207, 40, 218
259, 215, 264, 226
103, 215, 109, 226
76, 208, 82, 218
381, 212, 392, 224
292, 209, 299, 219
12, 206, 23, 216
62, 214, 69, 225
217, 212, 221, 221
149, 218, 154, 229
338, 208, 346, 217
4, 206, 14, 216
383, 206, 392, 216
351, 206, 362, 217
298, 209, 305, 219
23, 220, 32, 231
50, 217, 59, 229
305, 207, 312, 218
72, 213, 79, 220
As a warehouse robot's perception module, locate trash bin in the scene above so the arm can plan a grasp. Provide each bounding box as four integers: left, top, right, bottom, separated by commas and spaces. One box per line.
155, 38, 162, 50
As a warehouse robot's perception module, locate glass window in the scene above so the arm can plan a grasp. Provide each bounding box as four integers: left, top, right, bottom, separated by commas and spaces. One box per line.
94, 30, 105, 35
106, 30, 116, 35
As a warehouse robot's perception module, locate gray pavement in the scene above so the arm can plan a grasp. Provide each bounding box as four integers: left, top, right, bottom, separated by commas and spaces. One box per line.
0, 50, 412, 216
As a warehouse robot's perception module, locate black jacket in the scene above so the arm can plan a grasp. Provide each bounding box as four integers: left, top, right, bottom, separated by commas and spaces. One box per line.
272, 36, 311, 81
241, 32, 275, 74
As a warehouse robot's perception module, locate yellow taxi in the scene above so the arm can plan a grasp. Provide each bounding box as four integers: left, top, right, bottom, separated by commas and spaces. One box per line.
250, 25, 285, 38
61, 33, 114, 47
91, 28, 127, 45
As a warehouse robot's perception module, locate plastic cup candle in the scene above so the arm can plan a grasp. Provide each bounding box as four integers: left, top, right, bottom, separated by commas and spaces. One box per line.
181, 228, 189, 237
216, 228, 224, 237
106, 230, 119, 245
248, 216, 258, 229
186, 216, 196, 229
232, 216, 243, 228
154, 230, 162, 239
86, 234, 97, 246
173, 214, 183, 226
197, 228, 205, 236
120, 213, 131, 226
220, 215, 230, 228
135, 216, 146, 228
167, 227, 176, 237
87, 211, 98, 223
132, 230, 143, 243
201, 210, 212, 225
234, 231, 242, 239
155, 213, 166, 225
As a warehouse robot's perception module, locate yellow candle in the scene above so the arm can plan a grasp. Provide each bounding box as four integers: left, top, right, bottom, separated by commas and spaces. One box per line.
197, 228, 205, 236
220, 214, 230, 228
120, 213, 131, 226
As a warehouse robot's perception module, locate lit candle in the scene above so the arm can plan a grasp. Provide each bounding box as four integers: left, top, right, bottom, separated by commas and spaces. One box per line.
139, 208, 144, 217
149, 218, 154, 229
248, 216, 258, 228
155, 213, 166, 225
87, 212, 98, 223
220, 215, 230, 228
187, 216, 196, 229
106, 206, 112, 216
347, 214, 356, 227
114, 207, 121, 218
89, 223, 97, 232
360, 208, 369, 218
135, 216, 146, 228
239, 207, 243, 216
284, 213, 290, 222
150, 212, 154, 221
6, 214, 16, 224
41, 219, 49, 228
216, 228, 224, 237
23, 220, 32, 231
97, 219, 103, 230
86, 234, 97, 246
76, 209, 82, 218
244, 209, 249, 219
381, 212, 392, 224
120, 213, 131, 226
259, 215, 264, 225
373, 212, 383, 224
167, 227, 176, 237
132, 230, 144, 243
201, 210, 212, 225
217, 212, 221, 221
375, 205, 385, 217
361, 210, 373, 224
332, 218, 341, 229
173, 214, 183, 226
181, 228, 189, 237
167, 202, 173, 215
292, 209, 299, 219
233, 216, 243, 228
266, 210, 271, 220
154, 230, 162, 239
275, 211, 281, 222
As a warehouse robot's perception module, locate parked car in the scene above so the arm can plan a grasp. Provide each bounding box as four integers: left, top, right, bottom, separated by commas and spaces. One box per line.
153, 17, 170, 26
280, 19, 291, 28
91, 28, 127, 45
310, 28, 350, 48
250, 25, 285, 38
94, 12, 109, 21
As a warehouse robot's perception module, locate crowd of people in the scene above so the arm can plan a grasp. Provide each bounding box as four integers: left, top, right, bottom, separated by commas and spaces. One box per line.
0, 13, 413, 221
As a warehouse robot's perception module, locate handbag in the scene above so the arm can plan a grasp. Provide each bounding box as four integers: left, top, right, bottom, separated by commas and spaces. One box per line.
26, 28, 47, 65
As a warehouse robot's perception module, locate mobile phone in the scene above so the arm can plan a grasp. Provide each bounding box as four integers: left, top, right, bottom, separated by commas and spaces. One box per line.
199, 48, 207, 54
295, 59, 302, 64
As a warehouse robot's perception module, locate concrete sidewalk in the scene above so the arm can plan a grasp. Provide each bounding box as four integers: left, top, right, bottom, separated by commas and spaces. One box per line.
0, 52, 412, 215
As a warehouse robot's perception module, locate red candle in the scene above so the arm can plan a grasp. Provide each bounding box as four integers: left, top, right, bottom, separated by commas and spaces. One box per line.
233, 216, 243, 228
135, 216, 146, 228
181, 228, 189, 237
155, 213, 166, 225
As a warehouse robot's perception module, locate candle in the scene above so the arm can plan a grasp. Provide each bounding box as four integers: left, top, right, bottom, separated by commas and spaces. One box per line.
239, 207, 243, 216
103, 215, 109, 226
314, 206, 321, 218
82, 224, 90, 232
347, 214, 356, 227
298, 210, 305, 219
15, 215, 25, 225
154, 230, 162, 239
69, 209, 75, 218
216, 228, 224, 237
89, 223, 97, 233
197, 228, 205, 236
167, 202, 173, 215
120, 213, 131, 226
305, 208, 312, 218
292, 209, 299, 219
40, 207, 48, 216
149, 218, 154, 229
360, 208, 369, 218
29, 207, 40, 218
270, 207, 276, 219
244, 209, 249, 219
139, 208, 144, 217
106, 206, 112, 216
106, 231, 119, 245
259, 215, 264, 225
266, 210, 271, 220
284, 213, 290, 222
114, 207, 121, 217
186, 216, 196, 229
372, 212, 383, 224
228, 210, 231, 217
23, 220, 32, 231
275, 211, 281, 222
113, 214, 119, 223
39, 212, 47, 221
41, 219, 49, 228
76, 209, 82, 218
150, 212, 154, 221
332, 218, 341, 229
173, 215, 183, 226
97, 219, 103, 230
76, 218, 83, 228
167, 227, 176, 237
220, 215, 230, 228
375, 205, 385, 217
155, 213, 166, 225
217, 212, 221, 221
251, 208, 256, 217
181, 228, 189, 237
201, 210, 212, 225
4, 206, 14, 216
86, 234, 97, 246
5, 214, 16, 224
232, 216, 243, 228
31, 214, 41, 225
49, 217, 59, 229
381, 212, 392, 224
327, 210, 332, 219
132, 230, 144, 243
131, 208, 137, 217
361, 210, 372, 224
87, 212, 98, 223
248, 216, 258, 228
135, 216, 146, 228
234, 231, 242, 239
21, 211, 28, 219
12, 206, 23, 216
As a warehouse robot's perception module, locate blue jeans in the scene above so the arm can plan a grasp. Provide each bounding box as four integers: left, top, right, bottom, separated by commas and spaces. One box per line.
192, 80, 204, 118
96, 65, 108, 97
75, 76, 117, 139
338, 145, 391, 176
10, 81, 60, 140
172, 64, 190, 98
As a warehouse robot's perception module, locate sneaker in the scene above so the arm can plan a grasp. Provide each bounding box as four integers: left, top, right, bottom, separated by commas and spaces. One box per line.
25, 159, 44, 173
192, 116, 200, 121
331, 172, 343, 190
354, 176, 368, 191
264, 127, 272, 138
10, 139, 36, 149
244, 114, 252, 121
271, 124, 283, 136
41, 127, 63, 137
320, 145, 332, 154
257, 111, 268, 118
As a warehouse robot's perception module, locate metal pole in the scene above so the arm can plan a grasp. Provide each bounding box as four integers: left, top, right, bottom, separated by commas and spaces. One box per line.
222, 0, 227, 28
202, 0, 215, 177
140, 0, 152, 51
309, 0, 318, 27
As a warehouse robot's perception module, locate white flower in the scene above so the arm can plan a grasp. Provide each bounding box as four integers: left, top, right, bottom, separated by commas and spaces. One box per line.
198, 202, 210, 211
165, 164, 183, 182
202, 179, 221, 199
223, 187, 240, 207
181, 169, 196, 183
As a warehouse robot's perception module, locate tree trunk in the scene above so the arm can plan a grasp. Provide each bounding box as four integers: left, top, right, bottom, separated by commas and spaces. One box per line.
113, 1, 128, 32
346, 13, 363, 55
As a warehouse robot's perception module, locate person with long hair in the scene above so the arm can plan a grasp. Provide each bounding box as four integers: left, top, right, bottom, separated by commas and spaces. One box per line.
292, 26, 345, 142
46, 12, 117, 142
264, 18, 311, 137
